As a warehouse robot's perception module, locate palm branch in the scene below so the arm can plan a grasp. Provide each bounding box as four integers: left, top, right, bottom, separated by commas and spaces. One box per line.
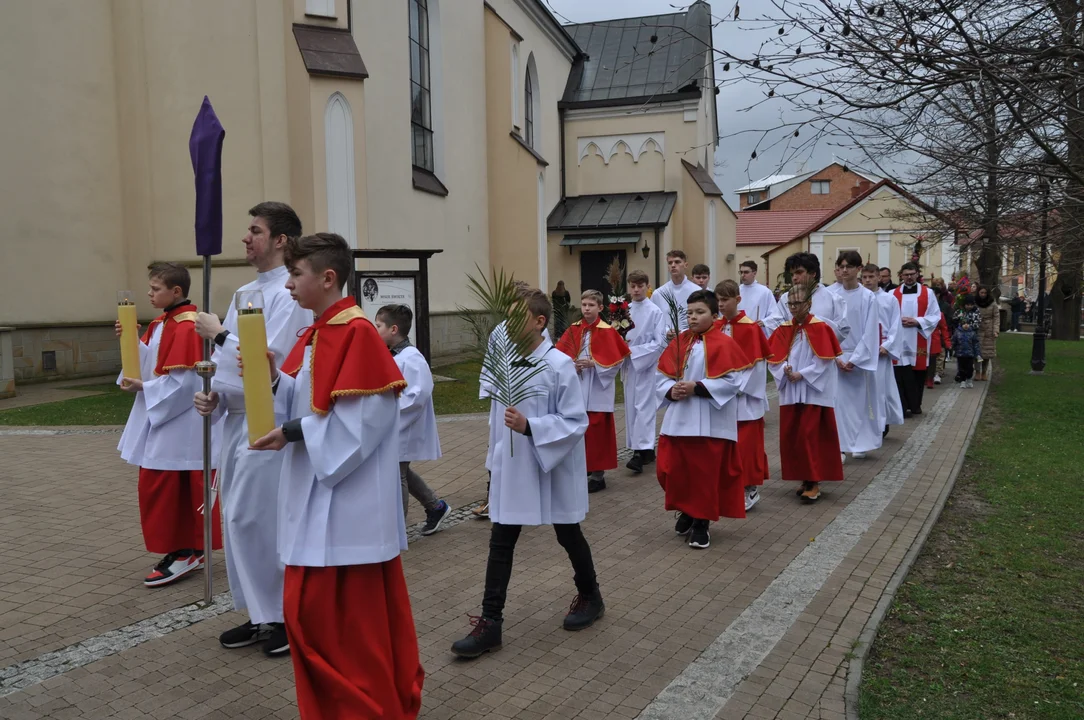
457, 266, 550, 456
661, 291, 687, 380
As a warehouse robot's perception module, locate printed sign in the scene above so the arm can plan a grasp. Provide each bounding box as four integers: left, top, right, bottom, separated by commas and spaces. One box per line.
356, 273, 418, 346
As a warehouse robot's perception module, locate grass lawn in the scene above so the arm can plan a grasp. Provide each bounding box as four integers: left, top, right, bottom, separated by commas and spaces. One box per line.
859, 334, 1084, 719
0, 361, 628, 425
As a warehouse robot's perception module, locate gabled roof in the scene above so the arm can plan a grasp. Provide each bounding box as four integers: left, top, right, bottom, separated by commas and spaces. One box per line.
736, 209, 834, 246
734, 173, 798, 194
561, 2, 712, 108
547, 192, 677, 230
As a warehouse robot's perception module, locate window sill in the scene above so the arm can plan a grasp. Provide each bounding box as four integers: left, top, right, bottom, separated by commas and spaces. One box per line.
412, 167, 449, 197
509, 131, 549, 166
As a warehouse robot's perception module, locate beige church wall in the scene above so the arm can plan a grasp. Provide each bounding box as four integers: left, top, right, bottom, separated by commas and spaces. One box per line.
736, 245, 779, 278
714, 200, 738, 282
353, 0, 491, 313
576, 141, 666, 196
678, 171, 706, 264
0, 0, 127, 325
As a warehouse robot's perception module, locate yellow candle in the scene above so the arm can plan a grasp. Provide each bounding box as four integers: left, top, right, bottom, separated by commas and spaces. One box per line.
118, 291, 140, 379
237, 306, 276, 444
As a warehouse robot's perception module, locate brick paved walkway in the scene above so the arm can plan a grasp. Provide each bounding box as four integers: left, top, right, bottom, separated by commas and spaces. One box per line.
0, 380, 987, 719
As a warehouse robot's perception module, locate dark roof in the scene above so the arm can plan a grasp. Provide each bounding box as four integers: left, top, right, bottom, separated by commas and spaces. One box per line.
681, 160, 723, 196
292, 25, 368, 80
548, 192, 677, 230
561, 2, 712, 107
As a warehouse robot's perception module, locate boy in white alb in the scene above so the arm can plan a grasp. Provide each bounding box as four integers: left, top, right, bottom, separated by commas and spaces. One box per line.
374, 304, 451, 536
193, 202, 312, 656
826, 251, 882, 461
736, 260, 780, 335
651, 249, 701, 333
622, 270, 668, 474
861, 264, 905, 432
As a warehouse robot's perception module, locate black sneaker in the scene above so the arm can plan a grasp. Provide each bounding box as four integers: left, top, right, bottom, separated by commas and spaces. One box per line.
421, 500, 452, 536
451, 616, 502, 659
688, 520, 710, 549
587, 474, 606, 493
641, 449, 656, 464
262, 623, 290, 657
219, 621, 269, 649
625, 453, 644, 474
674, 512, 694, 536
563, 592, 605, 631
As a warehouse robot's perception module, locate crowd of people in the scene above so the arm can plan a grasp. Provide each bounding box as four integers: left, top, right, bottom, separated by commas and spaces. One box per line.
110, 199, 999, 718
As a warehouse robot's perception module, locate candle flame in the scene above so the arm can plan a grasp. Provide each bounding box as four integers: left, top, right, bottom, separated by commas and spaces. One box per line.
247, 302, 253, 309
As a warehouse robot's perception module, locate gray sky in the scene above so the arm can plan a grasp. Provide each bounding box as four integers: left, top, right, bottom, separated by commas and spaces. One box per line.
544, 0, 858, 209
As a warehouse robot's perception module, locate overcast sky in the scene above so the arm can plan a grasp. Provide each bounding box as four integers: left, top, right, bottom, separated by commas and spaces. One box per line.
544, 0, 858, 209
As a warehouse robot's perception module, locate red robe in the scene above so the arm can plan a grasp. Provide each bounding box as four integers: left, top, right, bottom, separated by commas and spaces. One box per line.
556, 318, 630, 472
280, 298, 420, 720
138, 303, 222, 553
716, 312, 773, 486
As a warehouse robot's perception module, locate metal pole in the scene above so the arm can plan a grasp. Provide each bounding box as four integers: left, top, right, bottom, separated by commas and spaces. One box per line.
195, 255, 217, 604
1030, 179, 1049, 374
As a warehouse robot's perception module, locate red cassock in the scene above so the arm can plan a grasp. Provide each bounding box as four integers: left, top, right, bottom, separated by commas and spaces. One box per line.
767, 316, 845, 483
556, 318, 630, 472
280, 298, 420, 720
656, 329, 751, 520
137, 305, 223, 553
715, 312, 774, 487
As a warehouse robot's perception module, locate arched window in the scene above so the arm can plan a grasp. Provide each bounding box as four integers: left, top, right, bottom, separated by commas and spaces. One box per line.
525, 54, 540, 149
409, 0, 433, 171
325, 93, 357, 248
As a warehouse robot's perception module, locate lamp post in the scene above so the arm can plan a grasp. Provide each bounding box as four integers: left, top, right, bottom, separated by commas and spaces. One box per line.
1030, 173, 1050, 373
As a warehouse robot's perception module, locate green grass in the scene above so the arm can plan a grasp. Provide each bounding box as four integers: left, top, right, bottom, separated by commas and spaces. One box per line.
0, 361, 629, 425
859, 334, 1084, 719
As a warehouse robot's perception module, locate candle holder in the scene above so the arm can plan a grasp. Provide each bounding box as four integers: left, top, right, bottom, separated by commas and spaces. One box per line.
234, 290, 275, 444
236, 290, 265, 315
117, 290, 140, 379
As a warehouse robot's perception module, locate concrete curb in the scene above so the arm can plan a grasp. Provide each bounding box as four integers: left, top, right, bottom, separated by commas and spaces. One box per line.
843, 378, 993, 720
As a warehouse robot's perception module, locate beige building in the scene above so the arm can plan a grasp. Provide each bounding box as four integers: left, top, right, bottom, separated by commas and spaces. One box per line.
0, 0, 733, 383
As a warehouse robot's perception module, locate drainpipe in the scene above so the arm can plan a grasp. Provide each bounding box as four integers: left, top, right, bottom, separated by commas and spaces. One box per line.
559, 107, 567, 199
654, 227, 661, 288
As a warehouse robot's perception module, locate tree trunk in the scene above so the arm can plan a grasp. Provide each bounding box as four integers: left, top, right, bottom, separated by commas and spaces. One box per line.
1049, 267, 1082, 340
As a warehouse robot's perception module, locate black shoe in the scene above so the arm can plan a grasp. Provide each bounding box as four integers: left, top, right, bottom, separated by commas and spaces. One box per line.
674, 512, 694, 536
262, 623, 290, 657
587, 475, 606, 493
904, 409, 913, 418
451, 616, 502, 659
625, 453, 644, 474
688, 520, 710, 549
641, 449, 656, 464
219, 621, 269, 649
563, 592, 605, 631
913, 408, 923, 415
421, 500, 452, 536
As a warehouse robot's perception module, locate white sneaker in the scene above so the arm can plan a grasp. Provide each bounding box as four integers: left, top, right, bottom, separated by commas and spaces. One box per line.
745, 487, 760, 511
852, 452, 867, 459
934, 374, 942, 385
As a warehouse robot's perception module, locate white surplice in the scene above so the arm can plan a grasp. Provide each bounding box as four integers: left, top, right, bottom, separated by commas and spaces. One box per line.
874, 289, 905, 426
275, 346, 405, 567
768, 285, 850, 342
737, 281, 780, 338
487, 340, 589, 526
208, 266, 312, 622
656, 341, 748, 440
576, 329, 621, 413
393, 345, 442, 462
621, 300, 667, 450
651, 277, 701, 331
828, 284, 882, 453
768, 327, 838, 408
482, 322, 550, 472
117, 320, 221, 471
719, 320, 769, 422
894, 284, 942, 368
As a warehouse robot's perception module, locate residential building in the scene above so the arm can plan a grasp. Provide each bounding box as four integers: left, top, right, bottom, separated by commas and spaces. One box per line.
735, 162, 879, 211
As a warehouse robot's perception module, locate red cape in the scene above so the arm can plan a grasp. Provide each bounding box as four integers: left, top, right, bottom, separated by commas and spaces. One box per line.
766, 315, 842, 364
556, 318, 630, 369
142, 303, 203, 376
280, 297, 406, 415
658, 327, 753, 380
714, 311, 774, 364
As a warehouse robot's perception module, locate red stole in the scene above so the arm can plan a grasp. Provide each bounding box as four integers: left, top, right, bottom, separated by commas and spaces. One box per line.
141, 303, 203, 376
893, 285, 930, 369
658, 327, 753, 380
280, 297, 406, 415
556, 318, 630, 369
766, 315, 843, 364
714, 311, 774, 364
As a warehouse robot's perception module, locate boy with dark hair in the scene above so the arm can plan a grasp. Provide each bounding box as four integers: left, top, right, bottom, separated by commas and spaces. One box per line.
715, 279, 774, 510
374, 304, 451, 536
656, 290, 750, 549
737, 259, 778, 334
651, 249, 700, 332
623, 269, 667, 473
767, 286, 845, 503
766, 252, 849, 341
250, 233, 423, 719
557, 289, 630, 493
116, 262, 223, 587
193, 201, 312, 656
452, 289, 604, 658
691, 263, 711, 290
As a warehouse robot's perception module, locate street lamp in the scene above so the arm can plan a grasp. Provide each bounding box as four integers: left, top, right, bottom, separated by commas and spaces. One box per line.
1030, 169, 1051, 373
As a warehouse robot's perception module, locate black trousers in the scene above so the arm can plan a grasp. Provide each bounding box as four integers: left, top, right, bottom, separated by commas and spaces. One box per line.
482, 522, 597, 622
894, 366, 926, 414
957, 356, 975, 381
